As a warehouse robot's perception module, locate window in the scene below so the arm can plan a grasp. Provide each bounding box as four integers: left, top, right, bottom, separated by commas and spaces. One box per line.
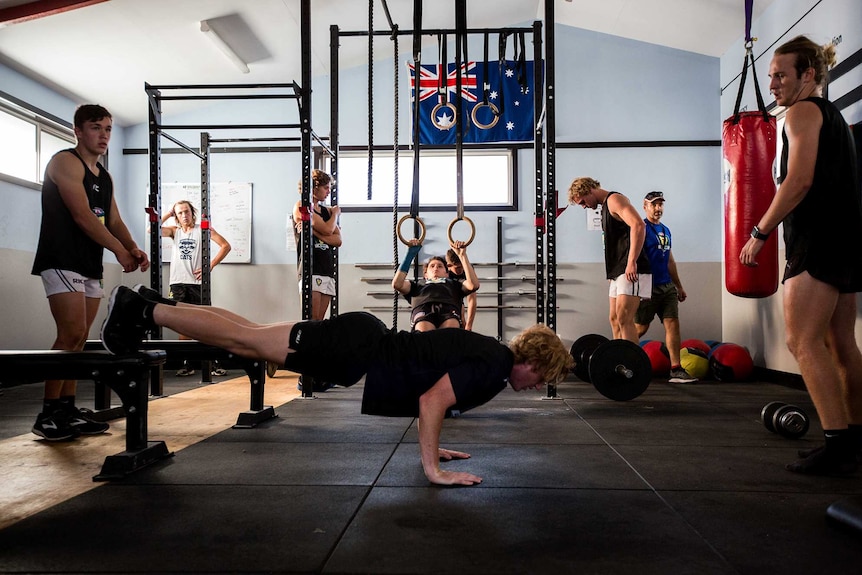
0, 99, 75, 186
40, 129, 74, 178
0, 110, 37, 181
327, 149, 514, 211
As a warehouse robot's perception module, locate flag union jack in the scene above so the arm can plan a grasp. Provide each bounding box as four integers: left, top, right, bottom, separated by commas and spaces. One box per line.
408, 61, 478, 103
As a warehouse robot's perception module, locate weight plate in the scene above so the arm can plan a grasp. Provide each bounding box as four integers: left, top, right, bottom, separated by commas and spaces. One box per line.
773, 404, 809, 439
569, 334, 609, 383
760, 401, 785, 433
266, 361, 278, 378
589, 339, 651, 401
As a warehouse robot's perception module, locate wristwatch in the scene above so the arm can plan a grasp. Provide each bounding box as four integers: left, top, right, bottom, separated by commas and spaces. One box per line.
750, 225, 770, 240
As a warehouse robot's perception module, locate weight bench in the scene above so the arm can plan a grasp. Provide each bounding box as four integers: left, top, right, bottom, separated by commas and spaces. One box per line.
83, 340, 275, 428
0, 349, 170, 481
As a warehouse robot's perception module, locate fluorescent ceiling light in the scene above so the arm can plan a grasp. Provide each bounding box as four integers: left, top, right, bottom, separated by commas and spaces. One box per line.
200, 19, 249, 74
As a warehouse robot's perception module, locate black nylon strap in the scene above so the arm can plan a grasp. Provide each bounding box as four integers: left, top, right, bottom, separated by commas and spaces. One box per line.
410, 0, 422, 218
732, 46, 770, 123
481, 32, 491, 105
438, 33, 448, 103
497, 32, 508, 115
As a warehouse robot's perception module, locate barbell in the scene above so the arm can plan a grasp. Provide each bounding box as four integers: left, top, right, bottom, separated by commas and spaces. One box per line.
569, 334, 652, 401
760, 401, 810, 439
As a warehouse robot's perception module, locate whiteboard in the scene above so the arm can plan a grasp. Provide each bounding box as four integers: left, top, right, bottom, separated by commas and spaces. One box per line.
160, 182, 252, 263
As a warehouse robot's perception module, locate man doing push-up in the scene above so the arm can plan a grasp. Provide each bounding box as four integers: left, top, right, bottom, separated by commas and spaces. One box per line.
100, 285, 573, 486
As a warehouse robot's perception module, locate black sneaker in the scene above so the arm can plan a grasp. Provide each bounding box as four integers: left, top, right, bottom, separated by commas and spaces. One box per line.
32, 411, 80, 441
63, 406, 110, 435
297, 378, 334, 393
133, 284, 177, 307
101, 286, 151, 354
669, 367, 698, 384
786, 448, 858, 476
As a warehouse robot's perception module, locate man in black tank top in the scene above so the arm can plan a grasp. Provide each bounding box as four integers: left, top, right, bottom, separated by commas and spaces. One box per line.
740, 36, 862, 476
30, 105, 149, 442
568, 177, 652, 343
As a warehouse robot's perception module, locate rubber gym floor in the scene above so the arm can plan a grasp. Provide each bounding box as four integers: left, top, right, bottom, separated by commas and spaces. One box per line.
1, 368, 861, 575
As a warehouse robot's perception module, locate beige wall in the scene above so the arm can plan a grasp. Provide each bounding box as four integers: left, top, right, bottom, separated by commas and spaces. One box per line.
2, 247, 722, 352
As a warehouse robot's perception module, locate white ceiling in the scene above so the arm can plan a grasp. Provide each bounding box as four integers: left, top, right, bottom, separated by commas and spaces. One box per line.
0, 0, 777, 126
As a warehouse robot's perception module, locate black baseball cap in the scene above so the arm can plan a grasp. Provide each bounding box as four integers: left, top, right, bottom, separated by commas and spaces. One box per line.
644, 191, 665, 203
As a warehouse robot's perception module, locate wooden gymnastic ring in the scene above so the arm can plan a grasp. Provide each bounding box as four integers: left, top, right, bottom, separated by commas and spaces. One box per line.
447, 216, 476, 247
470, 101, 500, 129
431, 102, 458, 130
397, 214, 426, 245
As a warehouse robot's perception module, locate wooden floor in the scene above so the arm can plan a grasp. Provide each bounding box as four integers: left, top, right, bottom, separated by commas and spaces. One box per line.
0, 371, 300, 530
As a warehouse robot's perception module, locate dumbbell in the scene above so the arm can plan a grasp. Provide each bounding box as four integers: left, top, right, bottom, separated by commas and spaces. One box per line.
761, 401, 810, 439
569, 334, 652, 401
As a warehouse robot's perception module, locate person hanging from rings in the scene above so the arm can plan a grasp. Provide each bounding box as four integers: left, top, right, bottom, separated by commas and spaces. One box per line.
392, 239, 479, 332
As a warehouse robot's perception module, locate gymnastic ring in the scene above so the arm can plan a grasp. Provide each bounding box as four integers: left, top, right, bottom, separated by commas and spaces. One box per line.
470, 102, 500, 129
397, 214, 427, 246
447, 216, 476, 247
430, 102, 458, 130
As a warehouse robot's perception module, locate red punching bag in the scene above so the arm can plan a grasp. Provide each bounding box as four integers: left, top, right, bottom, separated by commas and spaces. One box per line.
723, 45, 779, 298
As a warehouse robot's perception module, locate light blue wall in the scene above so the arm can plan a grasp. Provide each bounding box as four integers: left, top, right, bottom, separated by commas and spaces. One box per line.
2, 20, 727, 346
118, 25, 722, 268
0, 61, 131, 255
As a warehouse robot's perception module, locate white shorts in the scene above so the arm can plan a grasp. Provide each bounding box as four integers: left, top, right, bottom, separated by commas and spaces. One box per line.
297, 275, 336, 297
608, 273, 652, 299
40, 269, 104, 299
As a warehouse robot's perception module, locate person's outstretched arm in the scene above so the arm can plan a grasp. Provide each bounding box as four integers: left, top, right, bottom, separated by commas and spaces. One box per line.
451, 241, 480, 293
392, 240, 421, 295
417, 375, 482, 486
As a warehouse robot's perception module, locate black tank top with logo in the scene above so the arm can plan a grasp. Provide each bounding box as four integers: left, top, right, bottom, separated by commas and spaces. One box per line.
31, 149, 113, 280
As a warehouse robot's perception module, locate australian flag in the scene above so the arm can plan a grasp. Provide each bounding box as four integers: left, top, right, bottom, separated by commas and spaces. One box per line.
408, 59, 541, 144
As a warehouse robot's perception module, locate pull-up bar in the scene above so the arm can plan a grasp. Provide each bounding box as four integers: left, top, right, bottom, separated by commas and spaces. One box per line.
339, 26, 534, 38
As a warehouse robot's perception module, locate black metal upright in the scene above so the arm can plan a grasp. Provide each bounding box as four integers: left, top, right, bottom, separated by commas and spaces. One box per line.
145, 83, 163, 339
532, 31, 545, 325
330, 24, 341, 318
539, 12, 556, 331
199, 131, 214, 384
199, 132, 212, 306
299, 0, 314, 323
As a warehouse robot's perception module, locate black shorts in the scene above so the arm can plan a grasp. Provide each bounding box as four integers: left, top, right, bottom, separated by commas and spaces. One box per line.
410, 302, 461, 330
284, 312, 389, 386
635, 283, 679, 324
783, 252, 862, 293
169, 283, 202, 304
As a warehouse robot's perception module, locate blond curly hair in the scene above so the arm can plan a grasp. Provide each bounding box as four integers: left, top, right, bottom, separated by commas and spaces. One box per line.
567, 177, 601, 204
509, 324, 574, 385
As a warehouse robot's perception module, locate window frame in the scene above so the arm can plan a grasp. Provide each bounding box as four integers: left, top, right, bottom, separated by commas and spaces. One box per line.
0, 94, 76, 190
319, 145, 520, 213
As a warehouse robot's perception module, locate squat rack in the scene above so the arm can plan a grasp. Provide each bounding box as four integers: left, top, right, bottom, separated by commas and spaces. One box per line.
330, 0, 559, 334
143, 75, 333, 327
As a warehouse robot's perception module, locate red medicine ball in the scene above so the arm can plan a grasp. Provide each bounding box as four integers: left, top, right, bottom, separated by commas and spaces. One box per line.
681, 338, 711, 356
642, 340, 670, 376
709, 343, 754, 382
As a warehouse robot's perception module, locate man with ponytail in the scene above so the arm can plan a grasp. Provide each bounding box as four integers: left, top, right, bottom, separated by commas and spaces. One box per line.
740, 36, 862, 475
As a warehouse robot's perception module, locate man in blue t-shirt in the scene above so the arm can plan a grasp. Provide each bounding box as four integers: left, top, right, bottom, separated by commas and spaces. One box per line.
634, 191, 696, 383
